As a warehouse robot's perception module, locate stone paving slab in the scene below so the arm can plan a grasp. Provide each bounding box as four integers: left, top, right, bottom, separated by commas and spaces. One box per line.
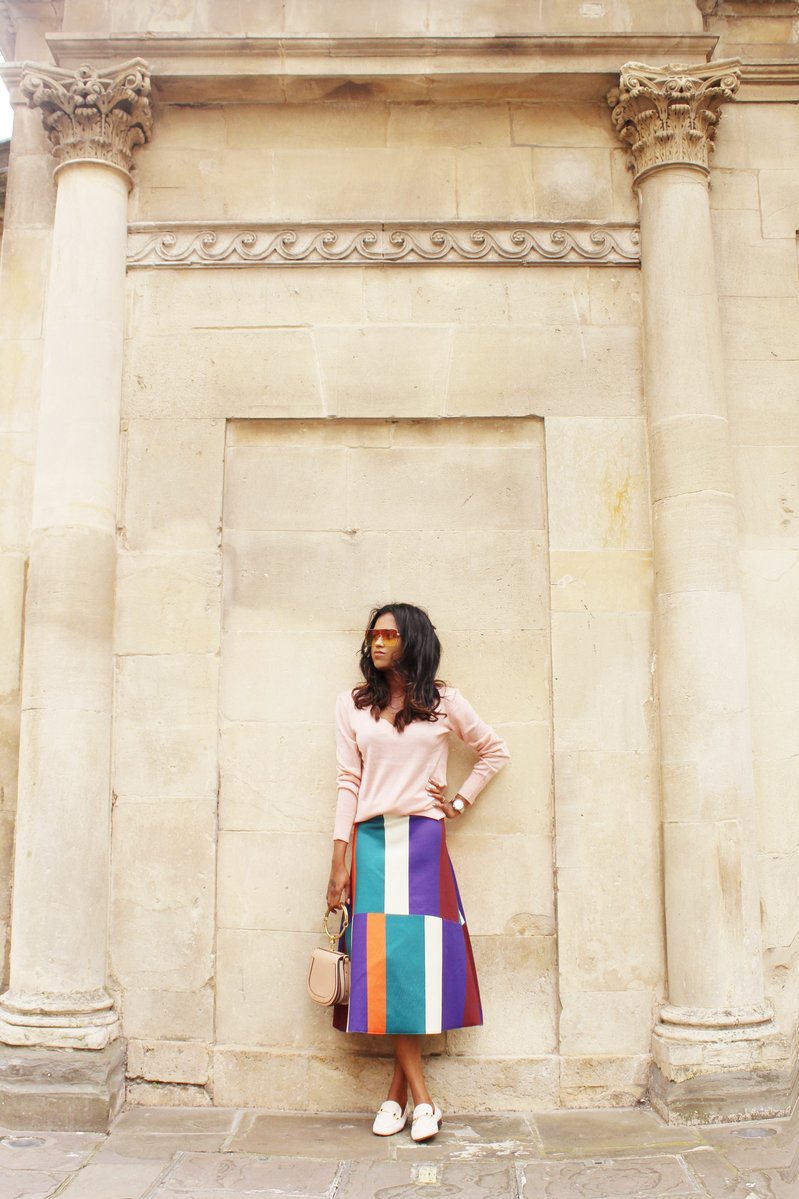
342, 1158, 516, 1196
230, 1113, 396, 1160
517, 1154, 703, 1198
392, 1113, 541, 1161
0, 1104, 797, 1199
151, 1152, 344, 1196
53, 1159, 169, 1199
532, 1109, 704, 1158
89, 1133, 232, 1164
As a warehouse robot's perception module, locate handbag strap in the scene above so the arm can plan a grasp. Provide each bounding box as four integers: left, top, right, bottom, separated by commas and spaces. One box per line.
323, 905, 349, 949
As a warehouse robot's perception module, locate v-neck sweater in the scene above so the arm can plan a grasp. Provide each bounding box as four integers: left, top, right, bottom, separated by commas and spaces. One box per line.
333, 685, 510, 844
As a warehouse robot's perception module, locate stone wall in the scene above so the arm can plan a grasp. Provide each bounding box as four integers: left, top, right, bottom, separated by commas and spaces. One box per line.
115, 99, 660, 1097
0, 0, 797, 1123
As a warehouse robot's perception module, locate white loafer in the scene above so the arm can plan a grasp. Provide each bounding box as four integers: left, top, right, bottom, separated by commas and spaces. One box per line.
372, 1100, 408, 1136
411, 1102, 442, 1142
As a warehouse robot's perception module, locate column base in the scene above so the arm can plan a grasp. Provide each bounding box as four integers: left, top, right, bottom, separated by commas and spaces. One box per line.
0, 1040, 127, 1131
0, 988, 121, 1049
650, 1006, 799, 1124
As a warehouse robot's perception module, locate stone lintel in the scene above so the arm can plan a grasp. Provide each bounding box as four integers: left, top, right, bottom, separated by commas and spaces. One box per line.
0, 1041, 126, 1131
23, 32, 719, 104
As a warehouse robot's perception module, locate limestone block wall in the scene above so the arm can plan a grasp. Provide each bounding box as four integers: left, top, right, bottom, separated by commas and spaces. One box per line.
106, 90, 664, 1110
709, 100, 799, 1043
2, 0, 797, 1118
61, 0, 705, 37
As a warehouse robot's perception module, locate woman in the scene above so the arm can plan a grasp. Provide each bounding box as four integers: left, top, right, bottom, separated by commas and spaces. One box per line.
326, 603, 510, 1142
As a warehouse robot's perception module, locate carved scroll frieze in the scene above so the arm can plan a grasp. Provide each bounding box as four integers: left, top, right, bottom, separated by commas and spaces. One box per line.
608, 60, 741, 183
20, 59, 153, 181
128, 222, 640, 268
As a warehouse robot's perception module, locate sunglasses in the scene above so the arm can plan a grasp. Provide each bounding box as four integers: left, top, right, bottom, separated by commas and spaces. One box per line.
364, 628, 401, 645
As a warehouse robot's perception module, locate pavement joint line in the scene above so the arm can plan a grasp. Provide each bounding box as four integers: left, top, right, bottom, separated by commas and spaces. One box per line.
219, 1107, 249, 1153
329, 1159, 352, 1198
140, 1149, 185, 1199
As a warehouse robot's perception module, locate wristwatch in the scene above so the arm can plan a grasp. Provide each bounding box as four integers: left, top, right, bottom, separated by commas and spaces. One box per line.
451, 797, 466, 814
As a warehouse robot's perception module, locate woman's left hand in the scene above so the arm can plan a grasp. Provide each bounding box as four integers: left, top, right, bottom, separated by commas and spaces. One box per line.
426, 778, 464, 819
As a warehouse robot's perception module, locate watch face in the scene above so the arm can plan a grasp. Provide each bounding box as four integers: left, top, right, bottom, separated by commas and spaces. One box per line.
453, 798, 465, 812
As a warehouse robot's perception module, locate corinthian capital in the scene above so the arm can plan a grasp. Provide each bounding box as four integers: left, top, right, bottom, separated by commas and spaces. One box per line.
20, 59, 152, 182
608, 61, 741, 184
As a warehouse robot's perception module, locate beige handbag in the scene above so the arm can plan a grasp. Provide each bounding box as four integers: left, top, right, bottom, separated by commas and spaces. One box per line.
307, 906, 350, 1006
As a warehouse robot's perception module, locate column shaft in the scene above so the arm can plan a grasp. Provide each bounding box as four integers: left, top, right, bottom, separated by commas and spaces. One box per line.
610, 61, 794, 1122
638, 166, 765, 1013
2, 164, 127, 1040
0, 61, 151, 1063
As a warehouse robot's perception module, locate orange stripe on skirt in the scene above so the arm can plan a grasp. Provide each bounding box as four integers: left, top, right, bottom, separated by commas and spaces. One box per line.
366, 912, 386, 1034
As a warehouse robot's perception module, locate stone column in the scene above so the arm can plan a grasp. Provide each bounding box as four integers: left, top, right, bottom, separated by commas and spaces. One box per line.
0, 60, 152, 1130
609, 63, 793, 1123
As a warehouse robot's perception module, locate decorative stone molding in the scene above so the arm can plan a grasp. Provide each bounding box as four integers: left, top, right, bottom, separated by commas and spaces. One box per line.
608, 60, 741, 183
20, 59, 153, 182
128, 221, 640, 269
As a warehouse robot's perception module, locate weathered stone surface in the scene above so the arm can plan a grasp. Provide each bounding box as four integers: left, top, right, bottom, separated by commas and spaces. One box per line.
559, 1053, 650, 1108
121, 987, 215, 1043
120, 419, 225, 549
650, 1059, 799, 1126
446, 324, 642, 418
545, 415, 651, 551
518, 1154, 700, 1197
113, 655, 219, 800
212, 1048, 310, 1110
531, 147, 613, 220
51, 1159, 167, 1198
3, 0, 799, 1127
110, 801, 216, 990
551, 612, 655, 752
126, 1040, 210, 1086
0, 553, 25, 702
0, 1042, 126, 1132
115, 551, 222, 656
550, 550, 654, 613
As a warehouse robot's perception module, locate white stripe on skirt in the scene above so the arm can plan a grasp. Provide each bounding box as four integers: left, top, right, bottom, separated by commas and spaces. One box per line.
424, 915, 443, 1034
383, 815, 409, 915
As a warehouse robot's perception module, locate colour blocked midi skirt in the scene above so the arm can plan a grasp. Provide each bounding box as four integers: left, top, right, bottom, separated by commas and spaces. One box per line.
332, 813, 483, 1035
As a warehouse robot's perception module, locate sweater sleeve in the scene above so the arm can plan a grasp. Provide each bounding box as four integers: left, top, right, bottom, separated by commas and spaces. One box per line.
446, 688, 510, 805
333, 690, 362, 844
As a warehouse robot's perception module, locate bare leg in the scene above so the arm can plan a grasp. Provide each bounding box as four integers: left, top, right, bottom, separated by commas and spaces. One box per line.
386, 1057, 408, 1107
393, 1035, 432, 1108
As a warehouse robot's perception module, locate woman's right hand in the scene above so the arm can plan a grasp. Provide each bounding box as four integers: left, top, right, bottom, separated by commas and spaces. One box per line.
326, 862, 350, 911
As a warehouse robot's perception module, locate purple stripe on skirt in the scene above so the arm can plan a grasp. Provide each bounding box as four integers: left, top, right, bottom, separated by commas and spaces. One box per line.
441, 915, 466, 1030
347, 914, 369, 1032
408, 815, 440, 916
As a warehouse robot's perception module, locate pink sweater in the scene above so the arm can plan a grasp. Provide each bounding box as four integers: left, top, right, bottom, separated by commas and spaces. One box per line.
333, 686, 510, 844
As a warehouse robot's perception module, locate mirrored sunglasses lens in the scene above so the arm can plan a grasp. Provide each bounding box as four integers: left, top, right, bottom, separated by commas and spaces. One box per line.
365, 629, 399, 645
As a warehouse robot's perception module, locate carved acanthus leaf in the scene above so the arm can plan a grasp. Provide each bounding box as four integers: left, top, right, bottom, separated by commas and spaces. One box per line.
608, 60, 741, 182
20, 59, 153, 180
128, 222, 641, 268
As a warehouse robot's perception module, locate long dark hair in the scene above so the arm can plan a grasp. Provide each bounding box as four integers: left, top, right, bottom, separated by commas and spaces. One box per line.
353, 603, 444, 732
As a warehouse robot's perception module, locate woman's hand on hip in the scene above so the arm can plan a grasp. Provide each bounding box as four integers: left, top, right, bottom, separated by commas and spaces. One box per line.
326, 862, 350, 910
426, 777, 463, 819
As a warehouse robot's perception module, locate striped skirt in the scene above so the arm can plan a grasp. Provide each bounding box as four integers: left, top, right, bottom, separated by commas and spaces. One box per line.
332, 813, 483, 1036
